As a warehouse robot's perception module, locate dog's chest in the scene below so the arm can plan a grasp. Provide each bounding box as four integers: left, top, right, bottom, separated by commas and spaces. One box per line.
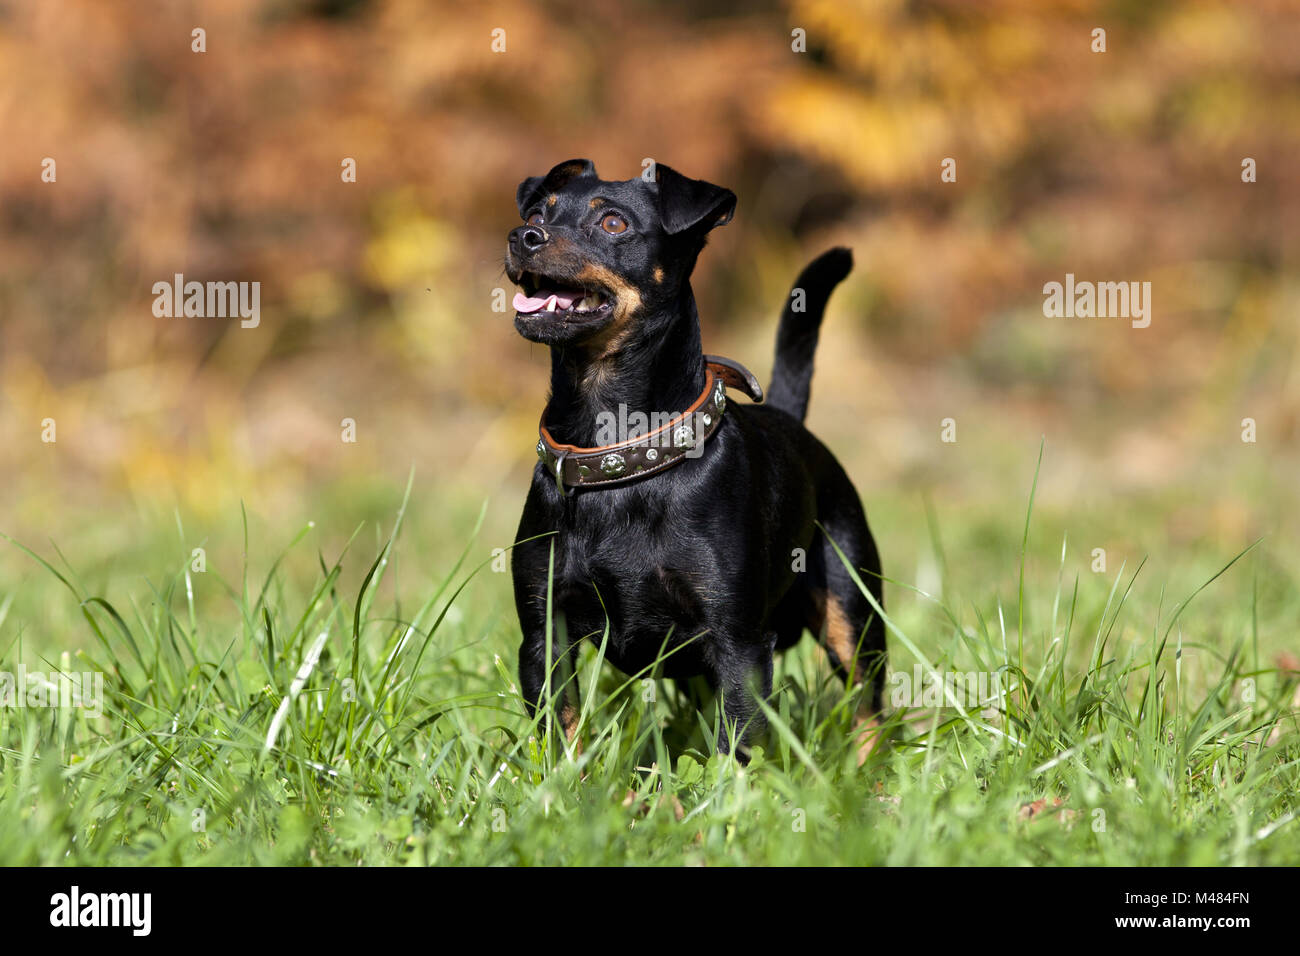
549, 491, 719, 668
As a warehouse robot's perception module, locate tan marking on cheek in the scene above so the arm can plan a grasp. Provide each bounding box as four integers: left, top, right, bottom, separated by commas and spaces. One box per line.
576, 263, 643, 323
547, 193, 558, 207
575, 263, 643, 362
653, 265, 664, 284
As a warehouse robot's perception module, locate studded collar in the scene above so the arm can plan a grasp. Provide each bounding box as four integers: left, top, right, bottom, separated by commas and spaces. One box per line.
535, 355, 763, 492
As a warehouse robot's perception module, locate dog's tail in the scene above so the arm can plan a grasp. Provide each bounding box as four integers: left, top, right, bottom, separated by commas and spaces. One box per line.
766, 247, 853, 423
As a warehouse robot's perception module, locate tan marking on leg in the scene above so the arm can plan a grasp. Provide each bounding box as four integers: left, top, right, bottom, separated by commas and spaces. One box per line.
852, 713, 882, 766
559, 701, 578, 739
559, 700, 584, 756
811, 590, 886, 765
813, 589, 860, 683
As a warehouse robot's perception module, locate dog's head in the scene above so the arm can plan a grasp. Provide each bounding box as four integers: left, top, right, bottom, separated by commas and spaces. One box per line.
504, 159, 735, 349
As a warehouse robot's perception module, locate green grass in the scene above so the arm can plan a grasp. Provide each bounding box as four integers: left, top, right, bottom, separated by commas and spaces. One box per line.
1, 466, 1297, 867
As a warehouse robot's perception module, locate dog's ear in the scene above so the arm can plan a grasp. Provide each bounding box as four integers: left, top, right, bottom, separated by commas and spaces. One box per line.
515, 158, 598, 216
654, 163, 736, 236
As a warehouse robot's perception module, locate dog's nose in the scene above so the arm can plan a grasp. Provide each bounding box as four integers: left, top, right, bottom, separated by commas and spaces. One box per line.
509, 225, 549, 253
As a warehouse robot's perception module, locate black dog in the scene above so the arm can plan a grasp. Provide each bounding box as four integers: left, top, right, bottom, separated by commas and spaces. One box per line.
505, 158, 885, 758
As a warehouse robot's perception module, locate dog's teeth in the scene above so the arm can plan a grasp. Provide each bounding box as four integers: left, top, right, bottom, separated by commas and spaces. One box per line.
576, 295, 599, 312
546, 295, 557, 312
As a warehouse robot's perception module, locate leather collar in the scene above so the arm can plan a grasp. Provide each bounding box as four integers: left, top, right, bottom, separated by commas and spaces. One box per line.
536, 355, 763, 492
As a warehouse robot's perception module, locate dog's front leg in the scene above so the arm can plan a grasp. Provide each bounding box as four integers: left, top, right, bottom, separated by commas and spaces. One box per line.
710, 633, 776, 760
512, 486, 584, 751
517, 618, 583, 749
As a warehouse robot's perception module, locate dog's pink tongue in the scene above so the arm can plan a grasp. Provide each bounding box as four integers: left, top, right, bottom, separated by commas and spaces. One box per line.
513, 289, 579, 314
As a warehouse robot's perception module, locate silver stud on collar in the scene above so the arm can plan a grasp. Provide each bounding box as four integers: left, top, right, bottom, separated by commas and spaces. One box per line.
536, 439, 547, 462
645, 447, 659, 462
600, 453, 626, 477
672, 424, 694, 448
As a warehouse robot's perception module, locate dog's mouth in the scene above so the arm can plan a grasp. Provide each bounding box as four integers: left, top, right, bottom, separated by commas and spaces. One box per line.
513, 272, 614, 321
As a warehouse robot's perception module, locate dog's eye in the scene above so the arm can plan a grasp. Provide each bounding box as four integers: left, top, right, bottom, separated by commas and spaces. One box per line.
526, 212, 545, 226
600, 213, 628, 235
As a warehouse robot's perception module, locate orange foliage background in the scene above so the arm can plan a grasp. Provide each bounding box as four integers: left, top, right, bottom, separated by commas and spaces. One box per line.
1, 0, 1297, 574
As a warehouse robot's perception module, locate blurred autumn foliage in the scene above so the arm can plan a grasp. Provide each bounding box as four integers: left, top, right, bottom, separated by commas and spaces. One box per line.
1, 0, 1297, 549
